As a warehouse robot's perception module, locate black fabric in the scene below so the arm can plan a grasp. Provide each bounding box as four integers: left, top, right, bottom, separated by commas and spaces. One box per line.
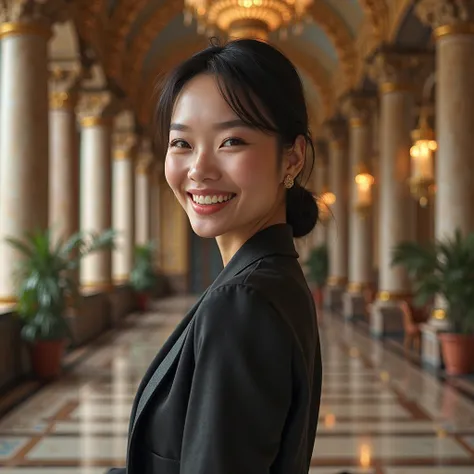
109, 224, 322, 474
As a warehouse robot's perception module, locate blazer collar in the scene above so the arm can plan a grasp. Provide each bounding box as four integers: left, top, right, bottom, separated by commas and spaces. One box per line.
210, 223, 298, 290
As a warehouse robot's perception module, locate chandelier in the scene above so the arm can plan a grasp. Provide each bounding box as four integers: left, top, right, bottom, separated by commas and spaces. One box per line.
184, 0, 313, 40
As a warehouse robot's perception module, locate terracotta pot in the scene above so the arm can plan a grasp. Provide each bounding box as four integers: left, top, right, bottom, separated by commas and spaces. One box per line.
30, 340, 65, 381
136, 292, 150, 312
439, 333, 474, 376
313, 287, 324, 309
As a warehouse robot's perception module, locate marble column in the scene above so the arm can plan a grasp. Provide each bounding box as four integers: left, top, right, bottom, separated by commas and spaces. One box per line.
135, 150, 152, 246
323, 118, 349, 312
313, 139, 329, 247
0, 17, 52, 303
78, 92, 114, 293
368, 49, 430, 337
341, 95, 375, 321
112, 133, 137, 286
49, 69, 81, 244
416, 0, 474, 366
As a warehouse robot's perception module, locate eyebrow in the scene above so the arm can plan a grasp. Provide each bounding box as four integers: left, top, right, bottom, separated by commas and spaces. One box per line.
169, 119, 253, 132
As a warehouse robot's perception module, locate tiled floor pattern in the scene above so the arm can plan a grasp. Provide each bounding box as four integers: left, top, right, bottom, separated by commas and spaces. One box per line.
1, 296, 474, 473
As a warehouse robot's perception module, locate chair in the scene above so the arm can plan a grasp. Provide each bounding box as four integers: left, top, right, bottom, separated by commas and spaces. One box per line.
400, 300, 421, 353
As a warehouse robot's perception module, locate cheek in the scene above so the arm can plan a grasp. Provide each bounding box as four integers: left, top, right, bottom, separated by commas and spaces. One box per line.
164, 155, 185, 192
231, 150, 278, 190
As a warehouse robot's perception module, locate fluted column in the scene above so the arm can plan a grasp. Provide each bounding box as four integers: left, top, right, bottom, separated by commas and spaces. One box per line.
0, 3, 66, 303
49, 68, 81, 243
416, 0, 474, 366
135, 144, 153, 245
341, 94, 375, 320
78, 92, 114, 293
324, 118, 349, 311
112, 132, 137, 285
368, 49, 431, 337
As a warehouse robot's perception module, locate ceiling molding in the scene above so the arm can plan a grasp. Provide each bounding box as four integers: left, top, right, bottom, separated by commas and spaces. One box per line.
308, 0, 358, 92
388, 0, 414, 41
74, 0, 108, 58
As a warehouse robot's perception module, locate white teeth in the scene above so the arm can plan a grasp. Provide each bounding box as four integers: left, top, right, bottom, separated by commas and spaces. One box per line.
191, 194, 234, 205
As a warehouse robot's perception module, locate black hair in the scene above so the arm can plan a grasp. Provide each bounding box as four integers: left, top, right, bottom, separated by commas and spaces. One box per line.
154, 38, 318, 238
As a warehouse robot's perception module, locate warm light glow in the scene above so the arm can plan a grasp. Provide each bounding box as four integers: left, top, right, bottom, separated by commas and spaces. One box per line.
184, 0, 313, 38
409, 111, 436, 207
321, 191, 336, 206
354, 166, 374, 214
324, 413, 336, 428
359, 443, 372, 468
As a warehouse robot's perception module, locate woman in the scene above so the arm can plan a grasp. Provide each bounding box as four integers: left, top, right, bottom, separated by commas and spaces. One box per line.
109, 38, 322, 474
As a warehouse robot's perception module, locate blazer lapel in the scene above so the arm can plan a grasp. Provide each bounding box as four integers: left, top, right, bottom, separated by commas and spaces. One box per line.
127, 290, 208, 447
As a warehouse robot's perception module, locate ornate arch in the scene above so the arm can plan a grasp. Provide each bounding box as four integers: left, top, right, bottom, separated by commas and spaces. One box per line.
122, 1, 185, 104
103, 0, 150, 85
73, 0, 109, 57
137, 39, 333, 127
105, 0, 360, 106
358, 0, 390, 42
308, 0, 358, 92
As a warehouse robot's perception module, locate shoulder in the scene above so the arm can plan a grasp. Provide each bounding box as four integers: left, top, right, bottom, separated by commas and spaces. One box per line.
194, 283, 293, 354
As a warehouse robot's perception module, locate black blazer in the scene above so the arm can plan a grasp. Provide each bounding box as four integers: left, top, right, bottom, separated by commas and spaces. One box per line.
109, 224, 322, 474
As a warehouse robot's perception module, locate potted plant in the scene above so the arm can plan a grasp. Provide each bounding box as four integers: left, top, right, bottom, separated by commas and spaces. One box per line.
6, 228, 116, 380
391, 229, 474, 375
130, 241, 158, 312
306, 244, 329, 311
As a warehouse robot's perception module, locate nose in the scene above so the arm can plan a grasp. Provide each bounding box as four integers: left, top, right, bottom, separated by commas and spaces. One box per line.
187, 149, 220, 183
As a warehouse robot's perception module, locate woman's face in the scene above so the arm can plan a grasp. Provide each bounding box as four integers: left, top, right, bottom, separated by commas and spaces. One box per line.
165, 73, 294, 242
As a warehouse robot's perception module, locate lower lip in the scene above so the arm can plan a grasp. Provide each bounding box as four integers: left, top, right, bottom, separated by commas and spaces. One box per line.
188, 195, 235, 215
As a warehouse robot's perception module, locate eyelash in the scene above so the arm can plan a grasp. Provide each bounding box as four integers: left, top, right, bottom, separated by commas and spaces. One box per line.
168, 137, 247, 149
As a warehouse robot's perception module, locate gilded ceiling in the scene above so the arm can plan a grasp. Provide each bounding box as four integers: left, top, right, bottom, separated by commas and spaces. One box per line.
52, 0, 421, 129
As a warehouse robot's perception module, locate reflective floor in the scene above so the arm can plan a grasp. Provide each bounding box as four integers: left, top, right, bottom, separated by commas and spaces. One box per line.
1, 296, 474, 473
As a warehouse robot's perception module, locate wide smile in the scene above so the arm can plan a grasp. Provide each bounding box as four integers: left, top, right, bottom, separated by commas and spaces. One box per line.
187, 192, 237, 215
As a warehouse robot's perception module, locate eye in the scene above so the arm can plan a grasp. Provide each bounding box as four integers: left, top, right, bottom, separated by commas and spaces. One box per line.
221, 137, 247, 147
169, 139, 191, 149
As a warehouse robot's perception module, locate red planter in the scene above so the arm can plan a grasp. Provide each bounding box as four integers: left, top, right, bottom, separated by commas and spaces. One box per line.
136, 292, 150, 312
439, 333, 474, 376
30, 340, 65, 380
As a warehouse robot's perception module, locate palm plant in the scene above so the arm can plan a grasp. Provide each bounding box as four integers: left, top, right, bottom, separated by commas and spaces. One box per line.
130, 241, 157, 293
6, 228, 116, 342
307, 244, 329, 288
391, 229, 474, 335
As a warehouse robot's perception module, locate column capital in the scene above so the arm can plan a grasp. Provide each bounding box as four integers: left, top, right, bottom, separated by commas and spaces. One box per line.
340, 92, 377, 127
368, 47, 434, 95
114, 132, 137, 160
78, 92, 114, 127
49, 65, 82, 110
323, 117, 348, 147
0, 0, 69, 38
416, 0, 474, 38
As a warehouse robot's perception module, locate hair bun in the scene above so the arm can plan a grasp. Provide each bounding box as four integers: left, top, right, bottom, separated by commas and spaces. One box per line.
286, 184, 319, 238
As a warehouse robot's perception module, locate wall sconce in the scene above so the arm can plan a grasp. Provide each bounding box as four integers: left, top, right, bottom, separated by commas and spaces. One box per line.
409, 112, 436, 207
318, 186, 336, 224
409, 72, 436, 208
354, 163, 374, 217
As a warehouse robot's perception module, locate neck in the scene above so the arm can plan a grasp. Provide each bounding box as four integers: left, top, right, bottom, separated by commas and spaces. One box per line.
216, 207, 286, 266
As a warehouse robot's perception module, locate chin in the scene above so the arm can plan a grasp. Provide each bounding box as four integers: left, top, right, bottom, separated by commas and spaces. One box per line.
188, 219, 224, 239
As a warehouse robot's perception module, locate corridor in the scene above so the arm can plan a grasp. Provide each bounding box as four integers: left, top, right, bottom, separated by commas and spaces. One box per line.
0, 297, 474, 474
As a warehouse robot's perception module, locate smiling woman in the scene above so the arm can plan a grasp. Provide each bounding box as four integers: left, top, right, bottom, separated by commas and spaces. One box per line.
108, 38, 322, 474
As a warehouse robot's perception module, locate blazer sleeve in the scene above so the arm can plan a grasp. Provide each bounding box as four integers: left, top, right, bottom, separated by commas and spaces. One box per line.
181, 283, 294, 474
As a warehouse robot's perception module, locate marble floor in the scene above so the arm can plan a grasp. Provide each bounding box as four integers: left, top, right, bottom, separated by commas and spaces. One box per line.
1, 296, 474, 474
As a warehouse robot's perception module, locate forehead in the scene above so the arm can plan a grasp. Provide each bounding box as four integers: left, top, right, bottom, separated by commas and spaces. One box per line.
171, 74, 236, 123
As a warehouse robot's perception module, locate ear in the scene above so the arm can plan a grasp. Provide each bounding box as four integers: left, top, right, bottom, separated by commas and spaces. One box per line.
282, 135, 306, 179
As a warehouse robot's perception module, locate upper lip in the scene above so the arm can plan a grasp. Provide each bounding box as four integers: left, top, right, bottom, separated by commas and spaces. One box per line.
187, 189, 236, 196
